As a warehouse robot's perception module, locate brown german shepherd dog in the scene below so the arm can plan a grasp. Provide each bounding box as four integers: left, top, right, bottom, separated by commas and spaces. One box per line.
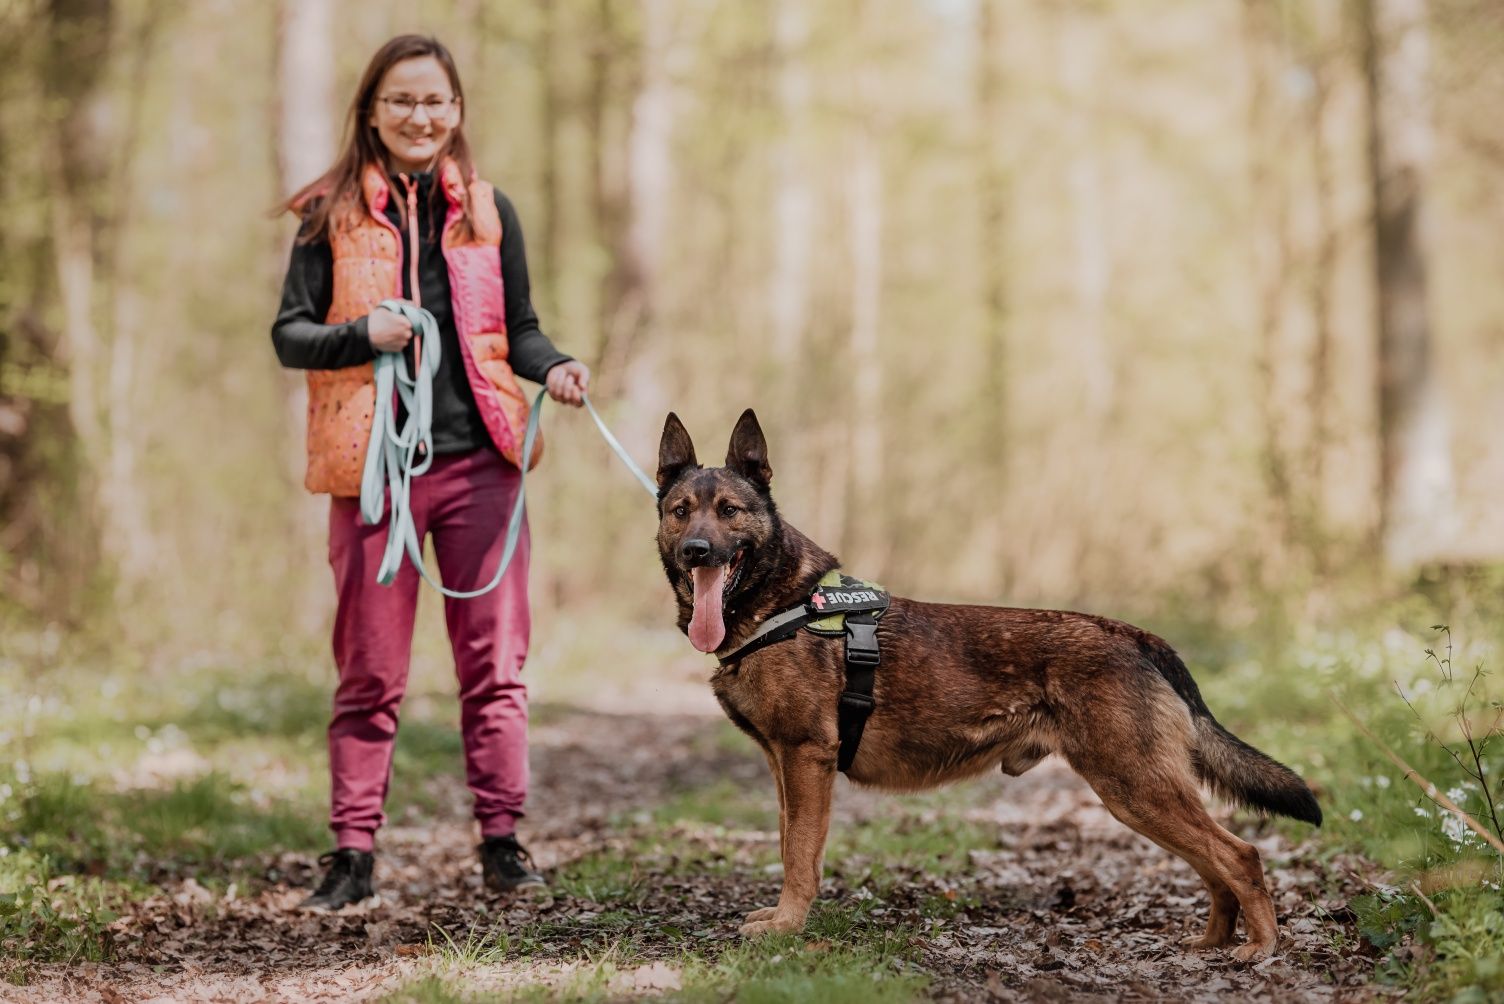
655, 410, 1321, 962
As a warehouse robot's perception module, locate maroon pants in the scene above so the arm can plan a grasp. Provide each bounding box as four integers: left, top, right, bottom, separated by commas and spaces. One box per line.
326, 448, 530, 852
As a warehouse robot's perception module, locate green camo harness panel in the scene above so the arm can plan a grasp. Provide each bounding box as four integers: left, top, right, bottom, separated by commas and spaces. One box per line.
716, 571, 890, 773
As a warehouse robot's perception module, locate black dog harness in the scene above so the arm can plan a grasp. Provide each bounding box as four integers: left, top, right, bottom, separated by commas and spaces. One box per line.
717, 571, 890, 773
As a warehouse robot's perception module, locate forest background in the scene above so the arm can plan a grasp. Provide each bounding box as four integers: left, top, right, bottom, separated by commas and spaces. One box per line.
2, 0, 1504, 1000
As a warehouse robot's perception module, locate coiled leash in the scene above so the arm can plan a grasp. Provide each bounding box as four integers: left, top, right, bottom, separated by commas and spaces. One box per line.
359, 300, 656, 599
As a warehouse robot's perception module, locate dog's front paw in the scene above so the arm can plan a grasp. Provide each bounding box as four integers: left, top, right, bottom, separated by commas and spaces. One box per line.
738, 912, 804, 937
742, 906, 779, 925
1229, 940, 1276, 963
1181, 932, 1233, 950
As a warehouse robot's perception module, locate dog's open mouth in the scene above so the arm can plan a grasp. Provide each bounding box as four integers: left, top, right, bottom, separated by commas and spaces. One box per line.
687, 548, 746, 653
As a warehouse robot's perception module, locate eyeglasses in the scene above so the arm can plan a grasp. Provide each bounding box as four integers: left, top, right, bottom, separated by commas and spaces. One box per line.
376, 96, 458, 120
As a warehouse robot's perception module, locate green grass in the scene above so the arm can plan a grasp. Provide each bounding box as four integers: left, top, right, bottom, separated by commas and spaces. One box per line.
1188, 607, 1504, 1001
553, 852, 649, 906
4, 770, 325, 877
7, 585, 1504, 999
674, 910, 926, 1004
386, 904, 926, 1004
0, 650, 479, 977
652, 778, 778, 831
826, 814, 999, 887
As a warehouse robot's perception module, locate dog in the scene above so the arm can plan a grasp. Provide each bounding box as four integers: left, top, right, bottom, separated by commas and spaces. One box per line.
655, 409, 1321, 962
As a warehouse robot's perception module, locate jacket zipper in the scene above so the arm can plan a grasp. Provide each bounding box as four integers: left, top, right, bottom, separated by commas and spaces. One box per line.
399, 173, 426, 456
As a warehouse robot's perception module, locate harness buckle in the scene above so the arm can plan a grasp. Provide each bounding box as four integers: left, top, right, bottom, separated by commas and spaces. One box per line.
845, 620, 881, 666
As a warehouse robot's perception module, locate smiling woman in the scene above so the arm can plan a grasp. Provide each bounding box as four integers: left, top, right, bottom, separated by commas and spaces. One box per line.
268, 34, 592, 914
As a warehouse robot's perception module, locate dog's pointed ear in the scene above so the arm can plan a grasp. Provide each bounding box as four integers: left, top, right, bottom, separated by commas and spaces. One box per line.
657, 412, 699, 491
725, 409, 772, 488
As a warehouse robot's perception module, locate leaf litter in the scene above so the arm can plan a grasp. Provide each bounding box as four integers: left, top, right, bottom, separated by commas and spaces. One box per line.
9, 707, 1393, 1002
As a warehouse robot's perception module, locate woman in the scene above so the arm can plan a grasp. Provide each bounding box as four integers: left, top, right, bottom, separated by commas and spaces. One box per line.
271, 34, 588, 910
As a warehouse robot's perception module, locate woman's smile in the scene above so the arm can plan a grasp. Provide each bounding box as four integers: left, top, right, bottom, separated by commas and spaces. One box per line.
369, 55, 459, 175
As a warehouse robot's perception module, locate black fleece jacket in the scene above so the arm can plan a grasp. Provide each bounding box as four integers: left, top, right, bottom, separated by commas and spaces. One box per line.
271, 171, 570, 455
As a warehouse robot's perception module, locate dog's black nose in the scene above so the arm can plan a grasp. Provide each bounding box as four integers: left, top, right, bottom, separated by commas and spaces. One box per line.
680, 538, 712, 562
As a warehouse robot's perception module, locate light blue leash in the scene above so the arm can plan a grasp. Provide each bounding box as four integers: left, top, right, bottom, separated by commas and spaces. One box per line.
581, 395, 657, 497
360, 300, 656, 598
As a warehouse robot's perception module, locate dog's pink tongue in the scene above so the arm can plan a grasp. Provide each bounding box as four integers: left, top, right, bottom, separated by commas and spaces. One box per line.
689, 565, 727, 653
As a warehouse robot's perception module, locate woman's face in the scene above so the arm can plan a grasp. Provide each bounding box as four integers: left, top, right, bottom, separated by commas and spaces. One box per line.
368, 56, 460, 174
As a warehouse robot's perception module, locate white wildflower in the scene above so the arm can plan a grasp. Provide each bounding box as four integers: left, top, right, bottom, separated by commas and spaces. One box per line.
1440, 811, 1476, 847
1349, 809, 1364, 822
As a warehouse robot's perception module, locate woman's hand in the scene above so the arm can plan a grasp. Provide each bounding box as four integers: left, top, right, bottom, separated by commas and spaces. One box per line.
545, 360, 590, 407
368, 304, 414, 353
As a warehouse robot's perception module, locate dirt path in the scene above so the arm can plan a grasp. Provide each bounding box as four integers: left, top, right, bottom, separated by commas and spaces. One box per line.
13, 702, 1386, 1003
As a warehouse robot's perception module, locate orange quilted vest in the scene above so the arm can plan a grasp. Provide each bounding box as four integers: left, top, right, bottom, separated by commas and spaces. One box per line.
304, 160, 542, 496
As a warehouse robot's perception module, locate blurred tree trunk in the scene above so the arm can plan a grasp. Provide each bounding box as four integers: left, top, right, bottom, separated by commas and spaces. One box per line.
49, 0, 112, 478
44, 0, 115, 613
450, 0, 484, 86
587, 0, 626, 376
602, 0, 681, 433
1361, 0, 1457, 569
1052, 1, 1115, 583
275, 0, 336, 629
536, 0, 563, 320
844, 100, 884, 567
769, 0, 812, 371
101, 5, 164, 591
828, 0, 884, 568
1056, 2, 1114, 426
976, 0, 1009, 471
1242, 0, 1298, 557
766, 0, 817, 506
0, 6, 60, 612
276, 0, 335, 196
1304, 32, 1338, 552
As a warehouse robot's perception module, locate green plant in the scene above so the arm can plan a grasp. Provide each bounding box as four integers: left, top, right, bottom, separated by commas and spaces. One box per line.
0, 851, 119, 971
1395, 627, 1504, 850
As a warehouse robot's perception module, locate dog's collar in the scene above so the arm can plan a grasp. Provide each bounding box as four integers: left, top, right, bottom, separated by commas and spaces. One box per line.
716, 570, 889, 666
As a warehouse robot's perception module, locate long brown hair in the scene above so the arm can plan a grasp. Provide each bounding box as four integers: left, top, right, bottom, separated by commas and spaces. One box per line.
283, 35, 477, 243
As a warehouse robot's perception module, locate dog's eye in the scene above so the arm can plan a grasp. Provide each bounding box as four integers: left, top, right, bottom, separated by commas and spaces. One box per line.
673, 505, 689, 519
720, 504, 738, 518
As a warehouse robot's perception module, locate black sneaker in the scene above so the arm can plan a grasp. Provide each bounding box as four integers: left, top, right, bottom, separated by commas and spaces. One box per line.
297, 849, 377, 912
479, 835, 546, 894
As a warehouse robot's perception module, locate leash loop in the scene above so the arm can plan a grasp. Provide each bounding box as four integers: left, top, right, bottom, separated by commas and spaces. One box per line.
359, 300, 655, 599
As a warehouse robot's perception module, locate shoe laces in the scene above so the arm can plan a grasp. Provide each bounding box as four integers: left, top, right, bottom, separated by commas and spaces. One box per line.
313, 850, 358, 896
487, 836, 535, 870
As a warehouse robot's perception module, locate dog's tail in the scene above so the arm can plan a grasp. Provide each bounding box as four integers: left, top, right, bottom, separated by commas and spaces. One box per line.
1138, 636, 1323, 826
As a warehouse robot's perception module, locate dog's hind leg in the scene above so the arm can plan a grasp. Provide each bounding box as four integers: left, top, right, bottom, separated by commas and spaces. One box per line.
1056, 680, 1278, 961
743, 748, 788, 926
1067, 756, 1278, 961
739, 744, 836, 937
